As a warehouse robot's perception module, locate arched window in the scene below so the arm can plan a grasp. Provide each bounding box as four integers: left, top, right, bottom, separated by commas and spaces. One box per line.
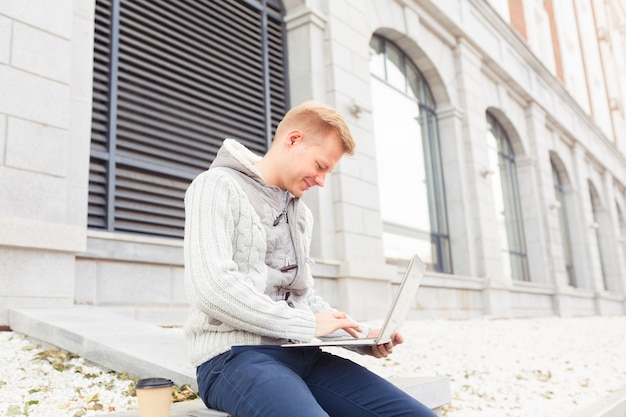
589, 182, 608, 289
486, 112, 529, 281
551, 160, 576, 286
369, 35, 452, 273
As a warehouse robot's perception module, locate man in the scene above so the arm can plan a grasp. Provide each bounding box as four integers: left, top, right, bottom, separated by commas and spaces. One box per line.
184, 101, 435, 417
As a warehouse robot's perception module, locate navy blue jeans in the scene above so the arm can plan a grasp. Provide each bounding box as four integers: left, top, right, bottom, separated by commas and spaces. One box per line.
196, 345, 436, 417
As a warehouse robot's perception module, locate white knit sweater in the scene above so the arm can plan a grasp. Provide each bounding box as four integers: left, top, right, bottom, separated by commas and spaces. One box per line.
183, 140, 335, 367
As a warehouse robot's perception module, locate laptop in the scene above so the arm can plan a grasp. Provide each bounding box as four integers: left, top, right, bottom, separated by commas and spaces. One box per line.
282, 254, 425, 348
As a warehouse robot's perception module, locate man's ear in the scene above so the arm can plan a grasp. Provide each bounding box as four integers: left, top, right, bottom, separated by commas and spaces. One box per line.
286, 130, 303, 147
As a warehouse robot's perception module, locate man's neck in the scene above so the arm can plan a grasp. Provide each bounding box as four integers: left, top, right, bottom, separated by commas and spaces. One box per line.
254, 157, 279, 188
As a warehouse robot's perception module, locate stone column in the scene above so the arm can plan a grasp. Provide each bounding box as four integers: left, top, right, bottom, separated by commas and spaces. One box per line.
284, 2, 336, 260
437, 104, 476, 276
284, 1, 395, 320
597, 170, 624, 293
522, 104, 557, 286
516, 155, 551, 283
570, 142, 611, 316
454, 38, 512, 316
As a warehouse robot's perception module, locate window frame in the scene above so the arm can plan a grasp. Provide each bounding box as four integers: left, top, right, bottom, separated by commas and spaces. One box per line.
551, 160, 576, 286
369, 34, 452, 273
486, 112, 530, 282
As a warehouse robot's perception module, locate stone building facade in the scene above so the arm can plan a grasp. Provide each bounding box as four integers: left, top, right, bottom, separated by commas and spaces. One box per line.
1, 0, 625, 325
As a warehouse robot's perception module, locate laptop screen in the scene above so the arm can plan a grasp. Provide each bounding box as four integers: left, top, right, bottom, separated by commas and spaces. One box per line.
375, 254, 425, 344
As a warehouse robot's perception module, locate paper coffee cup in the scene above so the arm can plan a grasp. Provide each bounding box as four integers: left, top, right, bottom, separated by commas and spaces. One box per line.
135, 377, 174, 417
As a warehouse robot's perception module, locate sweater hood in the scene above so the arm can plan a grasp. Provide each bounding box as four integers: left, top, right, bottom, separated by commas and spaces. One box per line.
210, 139, 265, 185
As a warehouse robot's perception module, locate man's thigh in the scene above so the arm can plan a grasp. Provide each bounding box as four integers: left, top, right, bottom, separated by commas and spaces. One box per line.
305, 352, 436, 417
198, 346, 329, 417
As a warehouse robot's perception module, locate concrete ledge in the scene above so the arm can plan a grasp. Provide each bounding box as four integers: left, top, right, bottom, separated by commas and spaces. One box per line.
8, 307, 451, 415
571, 386, 626, 417
390, 376, 451, 411
9, 307, 196, 388
108, 376, 451, 417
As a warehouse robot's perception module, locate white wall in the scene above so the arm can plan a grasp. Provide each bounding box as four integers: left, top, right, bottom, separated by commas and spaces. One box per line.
0, 0, 95, 324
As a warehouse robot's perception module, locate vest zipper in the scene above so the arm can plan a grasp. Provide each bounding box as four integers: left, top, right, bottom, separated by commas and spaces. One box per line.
273, 191, 290, 226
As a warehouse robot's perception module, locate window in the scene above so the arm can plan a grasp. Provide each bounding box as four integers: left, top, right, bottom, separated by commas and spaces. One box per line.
618, 202, 626, 270
89, 0, 288, 238
486, 112, 529, 281
369, 35, 452, 273
551, 160, 576, 286
589, 182, 608, 289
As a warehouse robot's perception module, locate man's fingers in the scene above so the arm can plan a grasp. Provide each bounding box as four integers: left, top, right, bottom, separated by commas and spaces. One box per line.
366, 340, 396, 358
333, 312, 361, 336
392, 332, 404, 345
315, 311, 361, 337
370, 344, 387, 358
344, 325, 360, 338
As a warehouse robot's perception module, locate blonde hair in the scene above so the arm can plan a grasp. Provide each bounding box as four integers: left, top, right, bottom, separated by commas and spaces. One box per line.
275, 101, 355, 155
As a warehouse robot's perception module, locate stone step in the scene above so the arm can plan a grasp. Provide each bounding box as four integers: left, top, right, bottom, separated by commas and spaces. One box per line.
570, 386, 626, 417
9, 307, 197, 387
108, 376, 451, 417
8, 307, 451, 415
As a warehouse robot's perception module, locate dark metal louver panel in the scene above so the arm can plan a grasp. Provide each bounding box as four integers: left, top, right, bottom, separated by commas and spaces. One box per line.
115, 0, 266, 174
87, 160, 107, 228
114, 166, 188, 236
88, 0, 113, 230
88, 0, 289, 239
268, 17, 288, 131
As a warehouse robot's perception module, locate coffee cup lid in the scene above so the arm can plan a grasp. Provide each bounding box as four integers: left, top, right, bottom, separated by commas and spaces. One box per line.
136, 377, 174, 389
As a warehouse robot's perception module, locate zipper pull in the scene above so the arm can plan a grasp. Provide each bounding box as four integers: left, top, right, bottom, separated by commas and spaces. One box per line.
285, 292, 294, 308
273, 192, 290, 226
273, 209, 287, 226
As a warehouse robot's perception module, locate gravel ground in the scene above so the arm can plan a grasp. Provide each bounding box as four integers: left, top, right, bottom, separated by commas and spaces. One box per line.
1, 315, 625, 417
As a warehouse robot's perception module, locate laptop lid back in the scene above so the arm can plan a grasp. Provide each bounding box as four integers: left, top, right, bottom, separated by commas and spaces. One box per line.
375, 254, 425, 344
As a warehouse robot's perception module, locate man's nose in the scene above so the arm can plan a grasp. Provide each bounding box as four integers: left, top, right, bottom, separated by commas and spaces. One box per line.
315, 173, 326, 187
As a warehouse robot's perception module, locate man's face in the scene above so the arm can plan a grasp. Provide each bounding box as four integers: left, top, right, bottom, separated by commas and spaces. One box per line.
279, 132, 344, 198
